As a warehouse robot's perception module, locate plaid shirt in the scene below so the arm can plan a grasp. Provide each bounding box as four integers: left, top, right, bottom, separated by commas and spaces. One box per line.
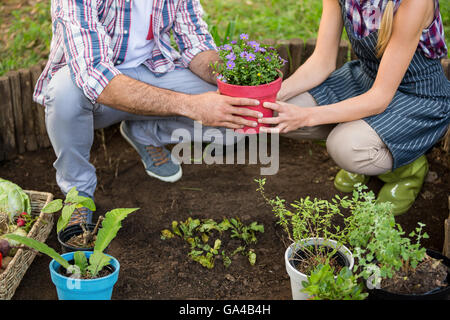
33, 0, 216, 105
345, 0, 447, 59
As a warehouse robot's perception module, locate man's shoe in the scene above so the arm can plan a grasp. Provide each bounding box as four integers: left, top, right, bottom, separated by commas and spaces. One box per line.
120, 121, 182, 183
68, 206, 93, 227
377, 155, 428, 216
334, 169, 370, 193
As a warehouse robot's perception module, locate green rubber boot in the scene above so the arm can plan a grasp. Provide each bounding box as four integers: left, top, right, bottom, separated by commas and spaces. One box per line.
377, 155, 428, 216
334, 169, 370, 193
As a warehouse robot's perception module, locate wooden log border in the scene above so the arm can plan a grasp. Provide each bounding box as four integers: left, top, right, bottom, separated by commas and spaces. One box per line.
0, 39, 449, 161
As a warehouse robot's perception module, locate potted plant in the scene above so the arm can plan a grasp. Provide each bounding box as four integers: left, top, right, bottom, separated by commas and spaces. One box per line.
41, 187, 105, 252
344, 185, 449, 300
6, 207, 138, 300
212, 34, 287, 134
256, 178, 366, 300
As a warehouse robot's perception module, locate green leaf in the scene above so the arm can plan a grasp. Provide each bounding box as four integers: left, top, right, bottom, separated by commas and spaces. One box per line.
88, 251, 111, 277
161, 229, 175, 240
76, 196, 96, 211
64, 187, 96, 211
172, 221, 182, 237
65, 187, 79, 204
94, 208, 139, 253
222, 251, 232, 268
5, 234, 70, 270
248, 250, 256, 266
74, 251, 88, 274
56, 204, 77, 233
213, 239, 222, 251
41, 199, 63, 214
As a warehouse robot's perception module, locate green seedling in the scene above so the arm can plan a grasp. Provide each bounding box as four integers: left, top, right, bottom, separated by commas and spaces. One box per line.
41, 187, 102, 248
162, 217, 264, 269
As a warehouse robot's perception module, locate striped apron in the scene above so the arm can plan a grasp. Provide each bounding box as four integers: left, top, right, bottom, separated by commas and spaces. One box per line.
309, 0, 450, 169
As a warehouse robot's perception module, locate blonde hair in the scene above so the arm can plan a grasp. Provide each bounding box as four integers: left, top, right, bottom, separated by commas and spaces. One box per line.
376, 0, 395, 58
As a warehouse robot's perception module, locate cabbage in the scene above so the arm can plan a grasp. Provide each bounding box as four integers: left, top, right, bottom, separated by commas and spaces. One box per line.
0, 178, 31, 221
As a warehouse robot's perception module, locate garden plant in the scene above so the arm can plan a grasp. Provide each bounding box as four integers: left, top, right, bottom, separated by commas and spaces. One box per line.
211, 35, 286, 133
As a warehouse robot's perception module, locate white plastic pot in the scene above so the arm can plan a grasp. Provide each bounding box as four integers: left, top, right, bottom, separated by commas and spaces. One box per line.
285, 238, 354, 300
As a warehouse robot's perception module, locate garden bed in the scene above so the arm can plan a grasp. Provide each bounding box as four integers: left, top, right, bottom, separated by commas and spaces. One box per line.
0, 125, 448, 300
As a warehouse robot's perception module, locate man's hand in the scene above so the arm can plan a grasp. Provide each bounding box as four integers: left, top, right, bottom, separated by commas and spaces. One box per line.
187, 91, 262, 129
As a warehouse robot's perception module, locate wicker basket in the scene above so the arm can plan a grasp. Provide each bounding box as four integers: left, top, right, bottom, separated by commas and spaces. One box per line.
0, 190, 54, 300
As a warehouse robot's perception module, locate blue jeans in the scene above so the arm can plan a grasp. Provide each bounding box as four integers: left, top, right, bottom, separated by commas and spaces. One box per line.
44, 65, 223, 197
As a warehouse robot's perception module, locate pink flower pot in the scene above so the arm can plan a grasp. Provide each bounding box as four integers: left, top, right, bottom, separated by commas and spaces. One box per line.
217, 77, 282, 134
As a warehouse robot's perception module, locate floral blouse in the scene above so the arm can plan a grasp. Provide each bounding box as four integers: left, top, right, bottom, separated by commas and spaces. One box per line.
344, 0, 448, 59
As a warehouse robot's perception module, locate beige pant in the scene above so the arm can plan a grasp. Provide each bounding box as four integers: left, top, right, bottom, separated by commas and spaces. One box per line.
283, 93, 393, 176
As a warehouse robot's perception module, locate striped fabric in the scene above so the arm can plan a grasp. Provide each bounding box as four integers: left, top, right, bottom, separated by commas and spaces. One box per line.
309, 0, 450, 169
33, 0, 216, 105
344, 0, 447, 59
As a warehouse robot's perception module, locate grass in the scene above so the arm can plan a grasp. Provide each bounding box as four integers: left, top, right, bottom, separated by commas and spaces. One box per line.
0, 0, 51, 76
0, 0, 448, 75
203, 0, 322, 41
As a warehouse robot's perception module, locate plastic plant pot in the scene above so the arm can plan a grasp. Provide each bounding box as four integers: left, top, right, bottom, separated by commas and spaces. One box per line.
217, 77, 282, 134
57, 223, 108, 253
49, 251, 120, 300
367, 249, 450, 300
285, 238, 354, 300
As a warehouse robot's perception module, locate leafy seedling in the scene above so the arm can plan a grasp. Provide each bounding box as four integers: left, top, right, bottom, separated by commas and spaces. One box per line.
162, 217, 264, 269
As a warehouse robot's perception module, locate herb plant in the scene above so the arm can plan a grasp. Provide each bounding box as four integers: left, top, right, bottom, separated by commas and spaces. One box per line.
256, 178, 350, 275
255, 178, 367, 300
212, 34, 286, 86
6, 207, 138, 278
342, 184, 429, 284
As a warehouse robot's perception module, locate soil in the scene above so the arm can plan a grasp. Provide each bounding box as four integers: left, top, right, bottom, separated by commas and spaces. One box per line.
0, 124, 448, 300
381, 254, 448, 295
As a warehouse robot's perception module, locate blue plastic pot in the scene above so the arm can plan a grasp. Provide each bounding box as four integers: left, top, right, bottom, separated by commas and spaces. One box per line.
49, 251, 120, 300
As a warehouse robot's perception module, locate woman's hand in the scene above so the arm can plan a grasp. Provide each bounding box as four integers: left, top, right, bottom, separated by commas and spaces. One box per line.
258, 101, 315, 133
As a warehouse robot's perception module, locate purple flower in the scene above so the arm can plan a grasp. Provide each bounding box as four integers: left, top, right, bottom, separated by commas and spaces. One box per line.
279, 56, 288, 65
240, 33, 249, 40
240, 51, 248, 59
246, 53, 256, 62
226, 60, 235, 70
231, 40, 237, 44
265, 56, 272, 62
255, 47, 266, 53
223, 44, 233, 51
217, 74, 227, 83
225, 52, 236, 61
247, 40, 260, 48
